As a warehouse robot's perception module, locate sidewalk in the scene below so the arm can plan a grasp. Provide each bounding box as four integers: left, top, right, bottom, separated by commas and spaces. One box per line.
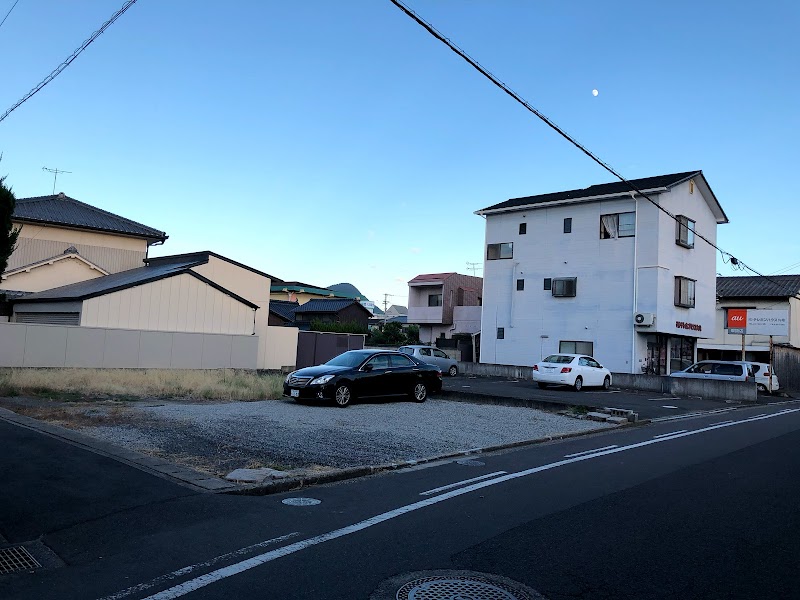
439, 374, 774, 421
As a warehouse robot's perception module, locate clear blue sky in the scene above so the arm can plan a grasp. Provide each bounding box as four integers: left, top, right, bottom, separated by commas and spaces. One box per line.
2, 1, 798, 307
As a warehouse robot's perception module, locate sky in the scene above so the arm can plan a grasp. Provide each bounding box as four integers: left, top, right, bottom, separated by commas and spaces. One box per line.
1, 0, 798, 308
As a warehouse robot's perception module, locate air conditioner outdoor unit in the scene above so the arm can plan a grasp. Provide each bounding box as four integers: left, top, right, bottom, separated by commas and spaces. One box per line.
634, 312, 655, 326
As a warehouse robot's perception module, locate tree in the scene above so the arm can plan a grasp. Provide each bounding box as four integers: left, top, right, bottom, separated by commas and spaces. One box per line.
0, 175, 21, 277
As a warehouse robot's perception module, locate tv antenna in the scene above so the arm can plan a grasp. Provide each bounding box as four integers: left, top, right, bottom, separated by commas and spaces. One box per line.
42, 166, 72, 194
466, 261, 482, 276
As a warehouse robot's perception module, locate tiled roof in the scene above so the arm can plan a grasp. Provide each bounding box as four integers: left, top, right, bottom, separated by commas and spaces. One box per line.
409, 273, 455, 284
293, 298, 371, 315
477, 171, 702, 213
14, 193, 167, 242
269, 299, 299, 321
12, 256, 258, 309
717, 275, 800, 299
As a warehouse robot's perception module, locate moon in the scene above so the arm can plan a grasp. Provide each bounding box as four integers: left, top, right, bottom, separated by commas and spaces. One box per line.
592, 89, 599, 97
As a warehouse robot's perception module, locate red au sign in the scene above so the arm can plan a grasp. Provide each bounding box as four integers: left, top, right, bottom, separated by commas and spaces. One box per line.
727, 308, 747, 329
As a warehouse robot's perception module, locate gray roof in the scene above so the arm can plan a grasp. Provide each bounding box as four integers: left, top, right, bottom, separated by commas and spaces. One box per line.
146, 251, 276, 280
717, 275, 800, 299
293, 298, 372, 315
269, 299, 299, 321
14, 193, 167, 243
12, 255, 259, 309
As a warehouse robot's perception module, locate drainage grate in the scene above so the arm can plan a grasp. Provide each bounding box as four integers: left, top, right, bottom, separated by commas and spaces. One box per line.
396, 575, 534, 600
0, 546, 41, 575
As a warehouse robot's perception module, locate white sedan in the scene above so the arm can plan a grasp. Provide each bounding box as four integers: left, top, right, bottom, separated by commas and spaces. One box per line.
532, 353, 612, 391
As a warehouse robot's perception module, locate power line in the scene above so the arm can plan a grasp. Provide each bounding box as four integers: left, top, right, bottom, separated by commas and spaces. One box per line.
388, 0, 800, 302
0, 0, 138, 125
0, 0, 21, 32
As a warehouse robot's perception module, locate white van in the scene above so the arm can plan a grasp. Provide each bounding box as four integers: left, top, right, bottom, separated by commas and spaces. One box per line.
670, 360, 754, 382
746, 362, 780, 392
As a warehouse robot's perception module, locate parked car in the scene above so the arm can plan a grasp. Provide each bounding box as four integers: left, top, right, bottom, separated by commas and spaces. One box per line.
670, 360, 754, 382
398, 345, 459, 376
283, 349, 442, 408
746, 362, 780, 392
532, 354, 612, 391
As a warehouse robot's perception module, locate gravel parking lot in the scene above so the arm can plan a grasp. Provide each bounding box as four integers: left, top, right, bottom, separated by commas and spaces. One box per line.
78, 397, 611, 476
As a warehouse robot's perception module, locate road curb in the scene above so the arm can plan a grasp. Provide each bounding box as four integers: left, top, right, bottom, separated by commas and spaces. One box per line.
437, 388, 590, 413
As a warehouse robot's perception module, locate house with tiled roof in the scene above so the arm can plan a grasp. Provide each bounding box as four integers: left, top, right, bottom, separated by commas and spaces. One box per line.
407, 272, 483, 344
697, 275, 800, 364
2, 192, 168, 294
475, 170, 727, 374
292, 298, 372, 331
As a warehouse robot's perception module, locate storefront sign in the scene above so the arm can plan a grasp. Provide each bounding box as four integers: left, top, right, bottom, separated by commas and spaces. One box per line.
728, 327, 746, 335
726, 308, 747, 329
747, 309, 789, 336
676, 321, 702, 332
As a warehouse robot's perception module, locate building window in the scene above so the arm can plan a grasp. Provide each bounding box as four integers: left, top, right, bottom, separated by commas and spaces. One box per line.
600, 212, 635, 238
519, 223, 527, 235
497, 327, 505, 339
674, 277, 696, 308
552, 277, 577, 297
543, 278, 552, 291
563, 217, 572, 234
487, 242, 513, 260
676, 215, 695, 248
428, 293, 442, 307
559, 340, 594, 355
516, 279, 524, 291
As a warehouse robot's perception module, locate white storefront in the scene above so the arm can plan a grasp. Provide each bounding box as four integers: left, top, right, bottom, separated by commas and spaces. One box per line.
476, 171, 728, 374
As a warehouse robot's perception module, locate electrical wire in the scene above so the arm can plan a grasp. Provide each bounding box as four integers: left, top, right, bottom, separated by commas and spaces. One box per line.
388, 0, 800, 302
0, 0, 21, 32
0, 0, 138, 125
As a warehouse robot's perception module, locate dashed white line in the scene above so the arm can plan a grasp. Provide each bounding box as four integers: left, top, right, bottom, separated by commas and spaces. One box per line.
653, 430, 687, 438
420, 471, 507, 496
662, 405, 679, 409
564, 445, 618, 458
712, 420, 734, 426
131, 409, 800, 600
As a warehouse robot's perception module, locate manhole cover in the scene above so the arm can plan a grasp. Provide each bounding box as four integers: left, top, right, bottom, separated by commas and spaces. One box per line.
457, 458, 485, 466
281, 497, 321, 506
386, 572, 544, 600
0, 546, 41, 575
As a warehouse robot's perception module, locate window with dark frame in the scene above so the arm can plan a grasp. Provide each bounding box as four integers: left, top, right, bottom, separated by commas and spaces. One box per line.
674, 276, 696, 308
543, 278, 552, 290
676, 215, 695, 248
552, 277, 577, 297
563, 217, 572, 233
487, 242, 513, 260
497, 327, 505, 339
428, 293, 442, 307
600, 212, 636, 239
559, 340, 594, 355
519, 223, 527, 235
516, 279, 524, 291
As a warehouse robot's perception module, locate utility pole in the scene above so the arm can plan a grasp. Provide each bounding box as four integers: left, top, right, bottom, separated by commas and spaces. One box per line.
466, 261, 482, 276
42, 166, 72, 194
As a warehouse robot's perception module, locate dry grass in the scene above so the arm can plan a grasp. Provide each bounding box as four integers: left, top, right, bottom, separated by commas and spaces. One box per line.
0, 368, 284, 401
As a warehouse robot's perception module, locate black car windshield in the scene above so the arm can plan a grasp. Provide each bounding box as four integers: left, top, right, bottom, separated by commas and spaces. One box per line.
325, 352, 370, 368
543, 355, 575, 364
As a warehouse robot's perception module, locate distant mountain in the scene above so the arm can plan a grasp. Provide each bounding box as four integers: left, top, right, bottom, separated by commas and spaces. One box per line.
327, 282, 384, 315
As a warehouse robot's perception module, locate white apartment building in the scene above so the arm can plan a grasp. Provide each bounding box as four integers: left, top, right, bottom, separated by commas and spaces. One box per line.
475, 171, 728, 374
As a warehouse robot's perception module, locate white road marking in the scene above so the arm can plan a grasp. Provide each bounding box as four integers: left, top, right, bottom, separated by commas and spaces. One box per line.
133, 409, 800, 600
650, 397, 680, 401
653, 430, 687, 438
662, 405, 679, 409
420, 471, 507, 496
651, 408, 738, 423
564, 445, 618, 458
712, 420, 734, 426
97, 532, 300, 600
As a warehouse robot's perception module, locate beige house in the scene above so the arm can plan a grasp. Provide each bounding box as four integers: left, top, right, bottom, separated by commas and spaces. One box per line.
2, 192, 168, 293
269, 280, 349, 305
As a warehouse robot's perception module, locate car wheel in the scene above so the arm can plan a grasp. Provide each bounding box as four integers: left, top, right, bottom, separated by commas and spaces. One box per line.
573, 376, 583, 392
537, 382, 548, 389
603, 376, 611, 390
412, 381, 427, 402
334, 384, 352, 408
448, 365, 458, 377
757, 383, 767, 393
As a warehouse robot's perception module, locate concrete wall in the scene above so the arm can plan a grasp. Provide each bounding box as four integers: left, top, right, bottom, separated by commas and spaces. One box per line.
0, 322, 258, 369
609, 373, 666, 392
668, 377, 756, 402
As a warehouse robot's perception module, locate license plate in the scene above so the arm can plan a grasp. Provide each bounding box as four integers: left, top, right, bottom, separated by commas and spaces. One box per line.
290, 389, 299, 397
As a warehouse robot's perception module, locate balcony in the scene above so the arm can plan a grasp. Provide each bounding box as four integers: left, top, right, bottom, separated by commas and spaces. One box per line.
407, 306, 446, 325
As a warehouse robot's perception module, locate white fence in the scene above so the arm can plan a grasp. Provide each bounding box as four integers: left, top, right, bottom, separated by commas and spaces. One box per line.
0, 322, 259, 369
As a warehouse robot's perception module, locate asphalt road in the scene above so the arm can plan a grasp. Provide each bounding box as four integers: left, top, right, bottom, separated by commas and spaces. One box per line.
441, 373, 748, 420
2, 401, 800, 599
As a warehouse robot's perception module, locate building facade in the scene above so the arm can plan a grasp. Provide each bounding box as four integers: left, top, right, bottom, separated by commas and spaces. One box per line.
476, 171, 727, 374
407, 273, 483, 345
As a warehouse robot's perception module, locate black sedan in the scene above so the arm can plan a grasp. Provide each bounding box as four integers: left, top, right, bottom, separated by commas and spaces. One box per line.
283, 349, 443, 408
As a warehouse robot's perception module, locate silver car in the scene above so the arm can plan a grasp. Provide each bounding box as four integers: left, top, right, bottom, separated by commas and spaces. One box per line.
670, 360, 754, 382
398, 345, 459, 376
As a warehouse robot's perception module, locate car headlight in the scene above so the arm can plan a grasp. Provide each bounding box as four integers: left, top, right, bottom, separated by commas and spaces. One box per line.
284, 371, 296, 383
310, 374, 334, 385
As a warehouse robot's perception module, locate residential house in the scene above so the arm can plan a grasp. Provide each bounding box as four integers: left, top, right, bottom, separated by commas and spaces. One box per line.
475, 171, 728, 374
292, 298, 372, 331
2, 192, 167, 293
407, 273, 483, 345
698, 275, 800, 362
270, 279, 349, 305
385, 305, 408, 319
269, 299, 300, 326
